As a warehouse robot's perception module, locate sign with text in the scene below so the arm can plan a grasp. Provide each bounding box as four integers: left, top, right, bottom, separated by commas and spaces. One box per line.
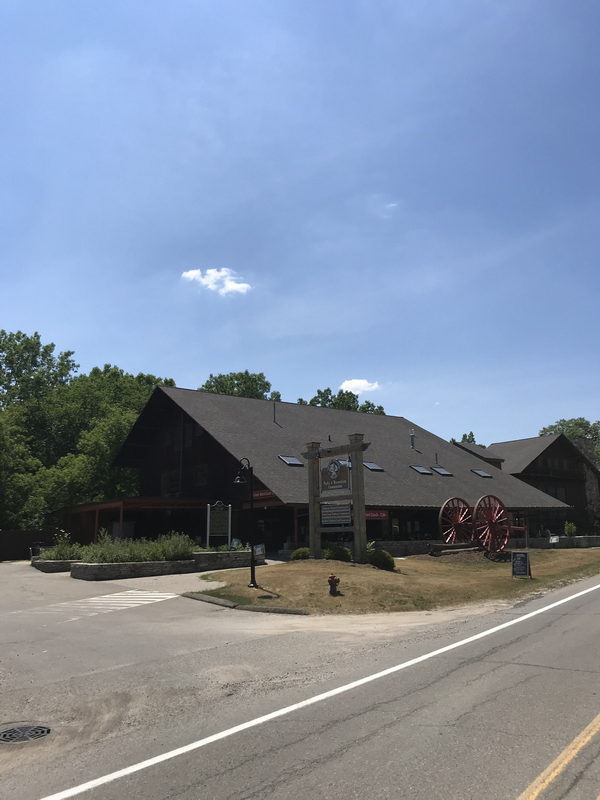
366, 509, 389, 521
549, 535, 559, 544
253, 489, 276, 500
206, 501, 231, 548
320, 502, 352, 526
320, 458, 351, 494
253, 543, 266, 558
511, 551, 531, 578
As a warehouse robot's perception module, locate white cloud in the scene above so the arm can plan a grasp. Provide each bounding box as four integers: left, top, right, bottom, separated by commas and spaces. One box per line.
366, 194, 400, 220
339, 378, 380, 394
181, 267, 252, 296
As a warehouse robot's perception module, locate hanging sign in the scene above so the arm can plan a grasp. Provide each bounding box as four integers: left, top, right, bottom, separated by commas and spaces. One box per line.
320, 458, 351, 494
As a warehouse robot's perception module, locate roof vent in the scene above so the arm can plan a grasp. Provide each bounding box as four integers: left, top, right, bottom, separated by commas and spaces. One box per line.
410, 429, 415, 449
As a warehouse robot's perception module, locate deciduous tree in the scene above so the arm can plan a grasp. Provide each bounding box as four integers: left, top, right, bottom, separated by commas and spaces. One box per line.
199, 371, 280, 400
297, 387, 385, 414
0, 329, 78, 408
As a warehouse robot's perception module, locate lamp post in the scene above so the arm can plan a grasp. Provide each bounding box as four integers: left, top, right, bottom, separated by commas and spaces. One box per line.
233, 457, 258, 588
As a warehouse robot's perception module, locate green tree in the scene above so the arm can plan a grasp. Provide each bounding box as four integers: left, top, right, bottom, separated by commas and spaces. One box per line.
0, 363, 174, 528
0, 329, 78, 408
297, 387, 385, 414
461, 431, 477, 444
0, 410, 44, 528
199, 371, 280, 400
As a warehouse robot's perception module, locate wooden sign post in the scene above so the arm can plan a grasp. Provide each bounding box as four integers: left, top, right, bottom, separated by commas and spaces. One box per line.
303, 433, 370, 563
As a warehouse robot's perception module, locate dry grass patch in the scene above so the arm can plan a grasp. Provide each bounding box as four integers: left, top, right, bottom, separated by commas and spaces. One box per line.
199, 549, 600, 615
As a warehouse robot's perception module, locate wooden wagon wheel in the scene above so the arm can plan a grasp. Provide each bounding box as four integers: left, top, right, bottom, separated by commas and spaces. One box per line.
473, 495, 511, 552
438, 497, 474, 544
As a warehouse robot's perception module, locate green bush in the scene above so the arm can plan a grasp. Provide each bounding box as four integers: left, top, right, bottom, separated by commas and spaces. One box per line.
564, 521, 577, 537
368, 548, 396, 571
290, 547, 310, 560
38, 530, 83, 561
40, 530, 248, 563
79, 531, 197, 563
324, 545, 352, 562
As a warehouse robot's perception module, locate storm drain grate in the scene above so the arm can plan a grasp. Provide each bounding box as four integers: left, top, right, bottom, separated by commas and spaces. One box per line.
0, 725, 51, 743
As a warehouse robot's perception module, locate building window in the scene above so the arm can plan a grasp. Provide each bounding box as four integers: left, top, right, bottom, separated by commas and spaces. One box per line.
432, 466, 453, 476
278, 455, 304, 466
471, 469, 493, 478
364, 461, 384, 471
410, 465, 433, 475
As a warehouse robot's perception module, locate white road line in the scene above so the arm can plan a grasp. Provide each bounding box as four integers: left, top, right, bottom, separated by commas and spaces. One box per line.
38, 581, 600, 800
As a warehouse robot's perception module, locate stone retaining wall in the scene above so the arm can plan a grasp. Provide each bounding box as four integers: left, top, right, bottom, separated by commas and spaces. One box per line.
509, 535, 600, 549
373, 540, 443, 556
69, 551, 265, 581
32, 558, 82, 573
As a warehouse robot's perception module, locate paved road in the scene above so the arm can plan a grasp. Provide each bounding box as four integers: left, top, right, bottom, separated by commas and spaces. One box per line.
1, 562, 599, 799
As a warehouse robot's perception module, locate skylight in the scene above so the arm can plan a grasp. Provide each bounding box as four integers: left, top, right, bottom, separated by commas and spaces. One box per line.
410, 465, 433, 475
278, 455, 304, 466
432, 466, 453, 476
471, 468, 493, 478
364, 461, 384, 472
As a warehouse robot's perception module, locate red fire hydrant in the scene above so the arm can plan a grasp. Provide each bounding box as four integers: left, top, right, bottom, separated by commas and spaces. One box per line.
328, 574, 340, 595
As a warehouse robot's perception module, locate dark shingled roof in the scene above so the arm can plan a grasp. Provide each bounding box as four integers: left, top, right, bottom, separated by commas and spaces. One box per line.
489, 435, 562, 474
453, 441, 505, 462
122, 387, 567, 511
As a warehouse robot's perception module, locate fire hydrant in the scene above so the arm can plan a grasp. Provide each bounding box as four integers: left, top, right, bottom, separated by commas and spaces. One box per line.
328, 574, 340, 595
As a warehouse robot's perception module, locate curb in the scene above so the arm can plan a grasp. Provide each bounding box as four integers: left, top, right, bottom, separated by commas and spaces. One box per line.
182, 592, 237, 607
236, 605, 309, 615
181, 591, 309, 615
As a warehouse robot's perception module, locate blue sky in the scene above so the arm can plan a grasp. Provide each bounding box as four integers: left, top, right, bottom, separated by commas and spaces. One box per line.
1, 1, 598, 444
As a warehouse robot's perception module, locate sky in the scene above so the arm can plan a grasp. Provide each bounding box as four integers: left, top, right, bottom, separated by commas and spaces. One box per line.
1, 0, 599, 445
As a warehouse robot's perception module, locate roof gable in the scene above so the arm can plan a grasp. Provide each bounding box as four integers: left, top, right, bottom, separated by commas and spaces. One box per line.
118, 387, 569, 511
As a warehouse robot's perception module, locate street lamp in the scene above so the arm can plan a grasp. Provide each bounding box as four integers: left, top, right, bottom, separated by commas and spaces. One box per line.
233, 457, 258, 588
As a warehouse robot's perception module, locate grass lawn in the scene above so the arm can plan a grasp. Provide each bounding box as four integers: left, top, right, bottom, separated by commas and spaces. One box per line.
198, 549, 600, 615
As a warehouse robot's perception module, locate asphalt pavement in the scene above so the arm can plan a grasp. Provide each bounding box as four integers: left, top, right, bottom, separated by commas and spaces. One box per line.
1, 561, 599, 800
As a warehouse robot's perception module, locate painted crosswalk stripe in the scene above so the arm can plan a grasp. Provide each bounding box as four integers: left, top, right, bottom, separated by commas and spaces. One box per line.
16, 590, 178, 619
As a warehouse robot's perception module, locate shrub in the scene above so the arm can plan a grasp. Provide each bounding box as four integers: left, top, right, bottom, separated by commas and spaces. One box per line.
153, 532, 197, 560
564, 521, 577, 537
79, 531, 197, 563
291, 547, 310, 560
324, 545, 352, 562
368, 548, 395, 571
38, 530, 83, 561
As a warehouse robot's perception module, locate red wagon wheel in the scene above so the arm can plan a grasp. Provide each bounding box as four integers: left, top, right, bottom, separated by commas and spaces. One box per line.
473, 495, 510, 552
438, 497, 474, 544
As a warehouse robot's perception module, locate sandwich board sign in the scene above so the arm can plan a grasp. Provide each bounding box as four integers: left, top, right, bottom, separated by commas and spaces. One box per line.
512, 551, 532, 579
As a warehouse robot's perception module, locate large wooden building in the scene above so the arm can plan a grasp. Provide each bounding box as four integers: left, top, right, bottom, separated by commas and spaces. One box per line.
456, 435, 600, 532
63, 387, 569, 550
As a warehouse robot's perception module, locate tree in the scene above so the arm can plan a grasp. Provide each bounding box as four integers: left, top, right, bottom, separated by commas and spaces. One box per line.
199, 371, 280, 400
297, 387, 385, 414
461, 432, 477, 444
0, 362, 174, 528
540, 417, 600, 467
0, 330, 78, 408
0, 410, 44, 528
